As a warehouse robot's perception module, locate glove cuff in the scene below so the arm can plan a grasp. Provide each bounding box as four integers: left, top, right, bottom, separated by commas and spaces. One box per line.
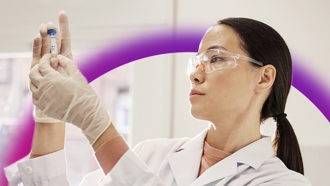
34, 117, 63, 123
82, 107, 112, 146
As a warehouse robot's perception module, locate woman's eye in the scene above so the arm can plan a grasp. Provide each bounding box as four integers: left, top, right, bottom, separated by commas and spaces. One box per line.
210, 55, 224, 63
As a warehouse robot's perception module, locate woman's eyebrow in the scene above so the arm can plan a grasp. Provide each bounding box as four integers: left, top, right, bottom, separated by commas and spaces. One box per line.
207, 45, 228, 51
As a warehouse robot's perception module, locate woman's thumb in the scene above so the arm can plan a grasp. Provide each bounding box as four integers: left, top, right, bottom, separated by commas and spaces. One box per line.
57, 54, 78, 75
39, 53, 56, 76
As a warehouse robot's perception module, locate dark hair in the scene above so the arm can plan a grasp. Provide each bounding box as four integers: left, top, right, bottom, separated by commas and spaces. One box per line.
217, 18, 304, 175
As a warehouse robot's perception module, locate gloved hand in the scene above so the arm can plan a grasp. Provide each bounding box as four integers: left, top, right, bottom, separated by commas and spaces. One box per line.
29, 54, 111, 145
31, 11, 73, 124
33, 108, 62, 123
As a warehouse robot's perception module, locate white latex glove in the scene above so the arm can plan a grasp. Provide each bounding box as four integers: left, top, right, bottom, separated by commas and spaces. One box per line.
33, 108, 62, 123
31, 11, 73, 124
29, 54, 111, 145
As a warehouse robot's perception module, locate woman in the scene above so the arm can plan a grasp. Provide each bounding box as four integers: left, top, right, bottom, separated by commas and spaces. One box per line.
5, 11, 311, 185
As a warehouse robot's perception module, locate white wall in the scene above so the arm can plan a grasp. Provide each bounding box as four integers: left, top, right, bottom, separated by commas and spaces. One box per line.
0, 0, 174, 53
1, 0, 329, 185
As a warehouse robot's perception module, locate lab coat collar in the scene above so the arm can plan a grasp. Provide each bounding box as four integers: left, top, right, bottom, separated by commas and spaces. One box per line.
167, 128, 207, 186
167, 128, 274, 186
194, 134, 274, 185
233, 134, 274, 169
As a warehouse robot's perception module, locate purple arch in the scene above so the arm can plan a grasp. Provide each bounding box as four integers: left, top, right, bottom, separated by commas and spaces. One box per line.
1, 27, 329, 185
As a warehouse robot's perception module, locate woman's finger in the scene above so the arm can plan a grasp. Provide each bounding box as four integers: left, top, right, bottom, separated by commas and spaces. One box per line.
29, 81, 38, 95
58, 11, 73, 60
57, 54, 78, 76
32, 95, 39, 106
31, 34, 42, 69
50, 57, 59, 69
40, 23, 51, 56
29, 63, 43, 88
39, 53, 58, 77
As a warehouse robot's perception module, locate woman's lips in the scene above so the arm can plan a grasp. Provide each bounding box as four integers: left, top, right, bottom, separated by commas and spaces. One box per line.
189, 89, 205, 99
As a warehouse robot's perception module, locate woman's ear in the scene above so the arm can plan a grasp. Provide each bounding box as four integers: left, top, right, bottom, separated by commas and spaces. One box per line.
255, 64, 276, 93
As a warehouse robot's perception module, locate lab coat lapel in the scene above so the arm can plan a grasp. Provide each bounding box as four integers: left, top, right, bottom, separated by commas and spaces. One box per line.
167, 129, 208, 186
191, 136, 274, 186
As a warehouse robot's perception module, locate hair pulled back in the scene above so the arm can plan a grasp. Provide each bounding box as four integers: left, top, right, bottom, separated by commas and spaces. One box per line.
217, 18, 304, 174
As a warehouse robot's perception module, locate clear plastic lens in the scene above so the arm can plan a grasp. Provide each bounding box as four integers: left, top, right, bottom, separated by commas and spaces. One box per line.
188, 49, 237, 74
187, 49, 263, 75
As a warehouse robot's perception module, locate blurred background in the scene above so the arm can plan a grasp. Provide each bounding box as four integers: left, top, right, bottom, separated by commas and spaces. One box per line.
0, 0, 329, 185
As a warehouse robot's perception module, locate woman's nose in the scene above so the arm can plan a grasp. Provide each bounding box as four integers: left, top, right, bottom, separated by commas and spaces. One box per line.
189, 65, 205, 84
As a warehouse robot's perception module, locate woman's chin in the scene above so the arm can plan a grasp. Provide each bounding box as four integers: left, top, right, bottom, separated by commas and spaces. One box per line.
190, 108, 208, 121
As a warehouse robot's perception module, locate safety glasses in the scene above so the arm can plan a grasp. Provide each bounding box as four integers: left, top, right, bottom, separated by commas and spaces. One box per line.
187, 49, 264, 74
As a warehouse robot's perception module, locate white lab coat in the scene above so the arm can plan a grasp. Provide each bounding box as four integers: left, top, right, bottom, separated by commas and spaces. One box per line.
5, 128, 312, 185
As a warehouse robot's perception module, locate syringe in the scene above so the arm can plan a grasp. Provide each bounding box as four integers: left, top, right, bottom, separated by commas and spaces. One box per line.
47, 29, 58, 56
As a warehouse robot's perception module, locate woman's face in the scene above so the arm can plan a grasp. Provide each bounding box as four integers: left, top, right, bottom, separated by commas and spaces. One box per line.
189, 25, 260, 123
